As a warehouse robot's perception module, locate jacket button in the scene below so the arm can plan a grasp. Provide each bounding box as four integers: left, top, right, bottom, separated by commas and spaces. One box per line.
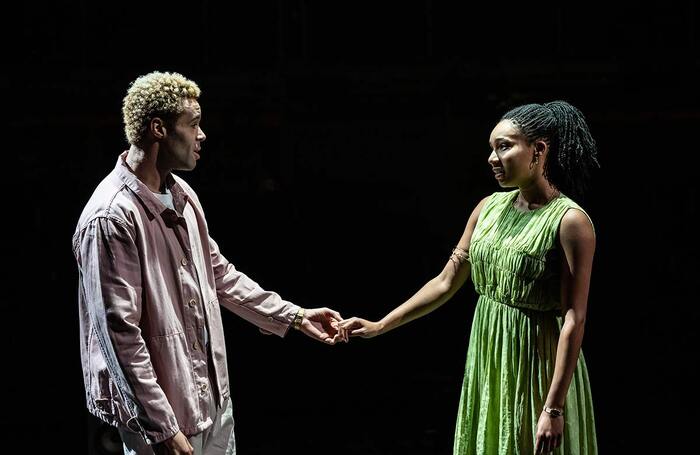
192, 341, 199, 351
181, 258, 189, 266
267, 317, 274, 322
188, 299, 196, 308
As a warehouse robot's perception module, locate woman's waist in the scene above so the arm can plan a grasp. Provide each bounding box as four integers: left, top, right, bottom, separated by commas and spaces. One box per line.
476, 294, 560, 313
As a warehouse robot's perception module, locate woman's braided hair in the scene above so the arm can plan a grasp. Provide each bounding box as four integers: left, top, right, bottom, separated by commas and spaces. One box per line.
501, 101, 600, 200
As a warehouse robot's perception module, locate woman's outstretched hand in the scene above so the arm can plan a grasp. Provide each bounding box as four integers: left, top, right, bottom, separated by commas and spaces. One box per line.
338, 317, 384, 339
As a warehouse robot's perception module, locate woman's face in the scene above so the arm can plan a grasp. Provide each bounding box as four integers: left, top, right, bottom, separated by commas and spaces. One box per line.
488, 119, 543, 188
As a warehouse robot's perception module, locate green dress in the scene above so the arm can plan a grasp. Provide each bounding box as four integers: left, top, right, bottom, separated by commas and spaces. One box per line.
453, 190, 597, 455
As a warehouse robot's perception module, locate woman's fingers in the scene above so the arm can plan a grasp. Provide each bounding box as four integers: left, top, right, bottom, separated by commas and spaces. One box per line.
338, 317, 358, 329
554, 434, 562, 450
350, 327, 367, 337
545, 435, 553, 453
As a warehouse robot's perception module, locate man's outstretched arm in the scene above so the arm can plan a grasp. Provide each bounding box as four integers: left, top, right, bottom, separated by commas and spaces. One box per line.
208, 236, 343, 343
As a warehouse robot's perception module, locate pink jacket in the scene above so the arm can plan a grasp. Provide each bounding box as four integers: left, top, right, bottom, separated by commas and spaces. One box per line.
73, 153, 299, 444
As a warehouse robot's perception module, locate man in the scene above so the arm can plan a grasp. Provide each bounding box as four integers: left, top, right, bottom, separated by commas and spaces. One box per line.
73, 71, 344, 455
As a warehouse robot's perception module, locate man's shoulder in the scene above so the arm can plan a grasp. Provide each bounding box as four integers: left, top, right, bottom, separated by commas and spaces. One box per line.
76, 171, 139, 229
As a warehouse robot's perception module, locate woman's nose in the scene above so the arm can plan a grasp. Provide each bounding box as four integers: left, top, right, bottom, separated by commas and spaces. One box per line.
488, 150, 500, 166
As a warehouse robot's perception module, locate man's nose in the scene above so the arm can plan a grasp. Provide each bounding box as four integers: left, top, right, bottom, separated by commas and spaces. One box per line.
197, 127, 206, 142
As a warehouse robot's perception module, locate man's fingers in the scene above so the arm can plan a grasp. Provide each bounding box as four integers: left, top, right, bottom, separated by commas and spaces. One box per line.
302, 321, 338, 344
328, 333, 344, 344
350, 327, 367, 337
326, 308, 343, 321
304, 322, 326, 339
321, 319, 337, 332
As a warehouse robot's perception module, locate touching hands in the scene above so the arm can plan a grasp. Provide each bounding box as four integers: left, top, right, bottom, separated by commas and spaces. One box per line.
337, 317, 384, 339
299, 307, 346, 345
286, 308, 385, 344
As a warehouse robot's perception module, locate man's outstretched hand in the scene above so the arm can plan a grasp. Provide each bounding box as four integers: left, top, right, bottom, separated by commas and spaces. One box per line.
299, 307, 347, 344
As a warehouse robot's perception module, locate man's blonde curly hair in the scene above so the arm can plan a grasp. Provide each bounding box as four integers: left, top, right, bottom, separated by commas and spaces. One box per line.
122, 71, 201, 145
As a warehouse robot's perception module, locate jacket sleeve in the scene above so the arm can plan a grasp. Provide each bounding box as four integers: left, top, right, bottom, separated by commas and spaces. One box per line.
80, 215, 180, 444
209, 235, 300, 336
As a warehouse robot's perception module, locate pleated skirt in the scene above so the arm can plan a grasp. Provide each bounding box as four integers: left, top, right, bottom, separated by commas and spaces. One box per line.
453, 296, 597, 455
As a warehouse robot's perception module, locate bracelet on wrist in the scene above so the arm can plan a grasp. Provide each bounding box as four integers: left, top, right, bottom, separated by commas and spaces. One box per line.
543, 405, 564, 418
292, 308, 305, 330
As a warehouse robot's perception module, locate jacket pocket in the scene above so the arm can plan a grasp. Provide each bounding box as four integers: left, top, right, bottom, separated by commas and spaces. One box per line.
87, 327, 135, 427
145, 331, 189, 390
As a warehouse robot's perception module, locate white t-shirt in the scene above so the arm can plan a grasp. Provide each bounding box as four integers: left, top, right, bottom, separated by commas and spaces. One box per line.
153, 187, 175, 211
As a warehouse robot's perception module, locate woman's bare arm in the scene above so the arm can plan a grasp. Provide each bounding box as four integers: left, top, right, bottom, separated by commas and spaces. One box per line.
339, 196, 490, 338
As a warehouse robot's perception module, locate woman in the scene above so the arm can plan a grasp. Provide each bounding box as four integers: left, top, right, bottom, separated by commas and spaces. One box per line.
339, 101, 599, 454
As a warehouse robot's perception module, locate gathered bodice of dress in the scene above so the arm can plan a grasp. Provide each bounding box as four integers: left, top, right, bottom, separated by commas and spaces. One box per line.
468, 190, 591, 312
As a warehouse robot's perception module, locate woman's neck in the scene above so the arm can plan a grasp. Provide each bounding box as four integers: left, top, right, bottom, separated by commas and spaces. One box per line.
516, 180, 560, 210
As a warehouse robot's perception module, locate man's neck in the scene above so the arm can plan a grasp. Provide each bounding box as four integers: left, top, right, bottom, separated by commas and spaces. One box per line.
125, 144, 171, 193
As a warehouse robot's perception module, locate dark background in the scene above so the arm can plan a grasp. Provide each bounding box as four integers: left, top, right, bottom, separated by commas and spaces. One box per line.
6, 1, 698, 453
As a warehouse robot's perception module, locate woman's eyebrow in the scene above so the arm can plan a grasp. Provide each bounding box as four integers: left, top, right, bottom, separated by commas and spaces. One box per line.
489, 136, 511, 147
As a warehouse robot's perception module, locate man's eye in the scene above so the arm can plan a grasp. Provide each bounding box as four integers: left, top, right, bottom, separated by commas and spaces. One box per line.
498, 143, 510, 150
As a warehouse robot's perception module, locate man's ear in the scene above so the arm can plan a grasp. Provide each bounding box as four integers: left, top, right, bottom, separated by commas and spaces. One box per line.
149, 117, 167, 140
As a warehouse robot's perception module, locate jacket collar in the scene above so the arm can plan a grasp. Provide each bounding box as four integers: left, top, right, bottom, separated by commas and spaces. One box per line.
114, 151, 190, 219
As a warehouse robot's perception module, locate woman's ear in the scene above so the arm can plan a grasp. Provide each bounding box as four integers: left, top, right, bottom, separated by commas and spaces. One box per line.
534, 139, 548, 156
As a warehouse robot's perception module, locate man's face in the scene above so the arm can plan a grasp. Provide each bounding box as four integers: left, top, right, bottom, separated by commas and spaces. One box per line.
161, 98, 206, 171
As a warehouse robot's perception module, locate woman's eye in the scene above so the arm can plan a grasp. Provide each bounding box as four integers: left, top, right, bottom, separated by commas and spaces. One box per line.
498, 143, 510, 150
